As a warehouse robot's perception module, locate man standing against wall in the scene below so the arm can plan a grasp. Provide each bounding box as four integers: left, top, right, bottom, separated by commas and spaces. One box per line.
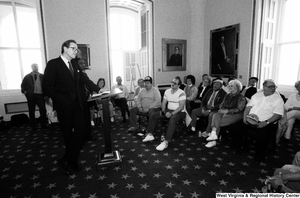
21, 63, 47, 130
42, 39, 100, 174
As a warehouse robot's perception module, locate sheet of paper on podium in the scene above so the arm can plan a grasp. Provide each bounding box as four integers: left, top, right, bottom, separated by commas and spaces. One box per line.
88, 88, 122, 101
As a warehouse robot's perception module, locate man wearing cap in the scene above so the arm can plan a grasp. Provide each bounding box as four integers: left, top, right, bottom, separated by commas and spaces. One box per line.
189, 79, 226, 136
232, 79, 284, 161
241, 77, 258, 100
127, 76, 161, 132
142, 77, 186, 151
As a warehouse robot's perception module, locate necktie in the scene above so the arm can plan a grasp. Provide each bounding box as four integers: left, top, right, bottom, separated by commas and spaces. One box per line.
68, 61, 74, 78
34, 74, 37, 81
208, 91, 217, 107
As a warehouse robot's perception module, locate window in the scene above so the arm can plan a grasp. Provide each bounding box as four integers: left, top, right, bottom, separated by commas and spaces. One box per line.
255, 0, 300, 91
0, 0, 44, 90
276, 0, 300, 86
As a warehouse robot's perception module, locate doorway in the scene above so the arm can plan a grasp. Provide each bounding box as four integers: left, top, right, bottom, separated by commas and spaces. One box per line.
107, 0, 153, 93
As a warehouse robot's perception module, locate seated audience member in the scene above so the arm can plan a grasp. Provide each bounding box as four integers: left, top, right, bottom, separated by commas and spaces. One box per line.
223, 77, 236, 94
176, 76, 185, 90
191, 75, 212, 110
189, 79, 226, 135
267, 151, 300, 192
241, 77, 258, 100
184, 75, 198, 115
181, 76, 187, 90
142, 77, 186, 151
134, 78, 145, 97
198, 74, 209, 87
205, 79, 246, 148
76, 57, 97, 140
231, 79, 284, 161
283, 80, 300, 141
96, 78, 115, 123
127, 76, 161, 132
112, 76, 130, 123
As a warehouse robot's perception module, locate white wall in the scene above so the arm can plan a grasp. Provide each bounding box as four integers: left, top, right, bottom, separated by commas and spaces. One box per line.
154, 0, 192, 84
43, 0, 110, 86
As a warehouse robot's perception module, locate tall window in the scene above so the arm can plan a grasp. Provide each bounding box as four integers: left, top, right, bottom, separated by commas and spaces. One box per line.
0, 0, 44, 90
276, 0, 300, 86
255, 0, 300, 91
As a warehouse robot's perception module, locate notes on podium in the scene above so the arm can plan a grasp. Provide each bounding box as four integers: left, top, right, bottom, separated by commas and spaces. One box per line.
88, 88, 122, 102
91, 88, 123, 167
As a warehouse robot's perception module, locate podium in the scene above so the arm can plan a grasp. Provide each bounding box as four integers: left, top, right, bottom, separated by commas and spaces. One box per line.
88, 88, 122, 166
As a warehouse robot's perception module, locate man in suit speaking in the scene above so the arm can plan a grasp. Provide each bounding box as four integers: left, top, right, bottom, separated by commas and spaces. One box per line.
42, 39, 100, 174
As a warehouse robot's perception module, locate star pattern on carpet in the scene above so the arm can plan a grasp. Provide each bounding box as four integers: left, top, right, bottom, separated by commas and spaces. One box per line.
1, 121, 300, 198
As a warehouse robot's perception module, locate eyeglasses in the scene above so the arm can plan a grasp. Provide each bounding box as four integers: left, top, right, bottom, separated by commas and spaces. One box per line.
171, 81, 178, 85
265, 85, 277, 89
68, 47, 79, 53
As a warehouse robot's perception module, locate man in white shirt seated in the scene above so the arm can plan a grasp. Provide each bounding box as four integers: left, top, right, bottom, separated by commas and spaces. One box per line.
127, 76, 161, 132
112, 76, 130, 123
231, 79, 284, 161
142, 77, 186, 151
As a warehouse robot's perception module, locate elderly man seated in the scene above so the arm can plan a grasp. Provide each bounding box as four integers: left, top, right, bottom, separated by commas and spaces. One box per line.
142, 77, 186, 151
127, 76, 161, 132
189, 79, 226, 135
267, 151, 300, 192
231, 79, 284, 161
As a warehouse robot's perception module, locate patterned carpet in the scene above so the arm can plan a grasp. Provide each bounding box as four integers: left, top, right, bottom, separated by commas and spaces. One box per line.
1, 115, 299, 198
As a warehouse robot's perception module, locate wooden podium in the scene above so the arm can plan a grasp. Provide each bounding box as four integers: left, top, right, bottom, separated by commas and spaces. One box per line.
88, 88, 122, 166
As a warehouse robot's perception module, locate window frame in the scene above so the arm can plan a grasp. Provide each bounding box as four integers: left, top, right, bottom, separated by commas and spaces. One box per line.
273, 0, 300, 92
0, 0, 46, 93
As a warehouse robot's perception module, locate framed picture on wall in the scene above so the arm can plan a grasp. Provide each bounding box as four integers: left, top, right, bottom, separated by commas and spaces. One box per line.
210, 24, 239, 77
162, 38, 186, 71
77, 44, 91, 66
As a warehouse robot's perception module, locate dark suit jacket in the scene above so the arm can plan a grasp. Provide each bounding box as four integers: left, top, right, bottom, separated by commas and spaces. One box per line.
42, 57, 100, 110
21, 73, 44, 94
196, 85, 211, 101
201, 88, 226, 112
244, 86, 257, 100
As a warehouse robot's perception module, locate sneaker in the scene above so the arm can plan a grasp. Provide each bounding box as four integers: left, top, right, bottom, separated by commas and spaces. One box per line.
91, 121, 95, 126
156, 141, 168, 151
206, 132, 218, 141
127, 126, 138, 132
110, 117, 114, 122
201, 131, 209, 138
205, 141, 216, 148
142, 133, 155, 142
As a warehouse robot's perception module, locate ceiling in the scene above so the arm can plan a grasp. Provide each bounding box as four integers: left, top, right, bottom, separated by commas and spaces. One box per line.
109, 0, 146, 11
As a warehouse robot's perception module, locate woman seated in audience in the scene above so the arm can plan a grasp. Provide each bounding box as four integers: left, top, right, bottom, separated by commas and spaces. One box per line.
134, 78, 145, 97
134, 78, 145, 104
184, 75, 198, 115
176, 76, 185, 90
283, 80, 300, 141
222, 77, 236, 94
190, 75, 212, 110
205, 79, 246, 148
96, 78, 115, 123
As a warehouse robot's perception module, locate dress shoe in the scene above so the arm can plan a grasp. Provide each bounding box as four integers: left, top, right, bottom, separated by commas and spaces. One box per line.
57, 158, 72, 175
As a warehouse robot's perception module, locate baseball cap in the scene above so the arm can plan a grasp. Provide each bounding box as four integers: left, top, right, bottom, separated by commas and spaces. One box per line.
213, 79, 223, 85
144, 76, 152, 84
